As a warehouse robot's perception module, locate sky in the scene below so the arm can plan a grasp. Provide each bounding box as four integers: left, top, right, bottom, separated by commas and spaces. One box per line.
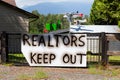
15, 0, 94, 15
16, 0, 94, 8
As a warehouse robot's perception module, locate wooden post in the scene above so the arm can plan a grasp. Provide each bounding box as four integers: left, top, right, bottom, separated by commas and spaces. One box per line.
101, 32, 108, 67
1, 31, 8, 63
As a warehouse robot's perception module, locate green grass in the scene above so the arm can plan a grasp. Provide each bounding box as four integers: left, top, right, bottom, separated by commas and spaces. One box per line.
88, 55, 120, 77
109, 56, 120, 62
89, 67, 120, 77
87, 54, 101, 62
3, 63, 14, 66
88, 63, 120, 77
8, 53, 26, 63
16, 71, 48, 80
33, 71, 48, 79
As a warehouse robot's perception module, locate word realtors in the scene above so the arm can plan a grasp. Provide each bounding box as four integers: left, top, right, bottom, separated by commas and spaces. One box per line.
22, 34, 87, 67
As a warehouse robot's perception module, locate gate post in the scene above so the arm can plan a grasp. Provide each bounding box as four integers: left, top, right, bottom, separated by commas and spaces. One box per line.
1, 31, 8, 63
0, 33, 1, 63
101, 32, 108, 67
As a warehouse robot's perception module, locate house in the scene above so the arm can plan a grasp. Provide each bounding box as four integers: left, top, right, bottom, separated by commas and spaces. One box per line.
0, 0, 38, 33
0, 0, 38, 61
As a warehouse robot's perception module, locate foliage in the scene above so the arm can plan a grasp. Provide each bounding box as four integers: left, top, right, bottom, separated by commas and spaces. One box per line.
82, 15, 91, 25
29, 10, 69, 34
118, 21, 120, 28
90, 0, 120, 25
29, 10, 44, 34
30, 10, 90, 34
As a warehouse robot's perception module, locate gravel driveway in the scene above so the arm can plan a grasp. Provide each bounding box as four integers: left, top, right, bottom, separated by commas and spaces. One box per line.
0, 65, 119, 80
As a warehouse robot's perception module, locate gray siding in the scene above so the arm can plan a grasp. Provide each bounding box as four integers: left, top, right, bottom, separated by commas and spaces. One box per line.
0, 4, 29, 33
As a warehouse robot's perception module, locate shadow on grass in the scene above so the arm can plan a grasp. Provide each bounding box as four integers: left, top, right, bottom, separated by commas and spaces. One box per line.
109, 61, 120, 66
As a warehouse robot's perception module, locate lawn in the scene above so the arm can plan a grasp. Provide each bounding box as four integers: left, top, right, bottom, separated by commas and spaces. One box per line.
8, 53, 27, 63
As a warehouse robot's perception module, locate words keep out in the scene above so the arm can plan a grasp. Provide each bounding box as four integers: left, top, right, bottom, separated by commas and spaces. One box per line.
30, 52, 86, 64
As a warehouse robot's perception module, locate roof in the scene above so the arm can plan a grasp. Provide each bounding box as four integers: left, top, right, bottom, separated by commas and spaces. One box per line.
49, 29, 69, 34
70, 25, 120, 33
0, 1, 38, 18
2, 0, 16, 6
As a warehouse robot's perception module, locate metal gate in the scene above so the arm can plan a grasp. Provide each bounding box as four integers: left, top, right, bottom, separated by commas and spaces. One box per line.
87, 33, 102, 65
7, 33, 27, 64
107, 33, 120, 66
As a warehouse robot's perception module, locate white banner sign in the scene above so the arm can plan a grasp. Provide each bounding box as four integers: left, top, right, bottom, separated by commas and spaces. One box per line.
21, 34, 87, 67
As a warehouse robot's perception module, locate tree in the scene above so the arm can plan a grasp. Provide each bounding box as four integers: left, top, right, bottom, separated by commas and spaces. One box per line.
90, 0, 120, 25
29, 10, 69, 34
30, 10, 42, 34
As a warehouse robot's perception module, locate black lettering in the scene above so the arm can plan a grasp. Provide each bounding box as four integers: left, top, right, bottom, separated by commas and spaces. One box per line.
32, 35, 38, 46
23, 34, 31, 46
54, 35, 61, 47
49, 54, 56, 64
48, 35, 54, 47
31, 52, 37, 64
71, 35, 77, 47
37, 54, 42, 64
63, 54, 69, 63
77, 54, 83, 64
70, 54, 76, 64
43, 54, 48, 64
38, 35, 46, 46
78, 35, 85, 47
63, 36, 70, 46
